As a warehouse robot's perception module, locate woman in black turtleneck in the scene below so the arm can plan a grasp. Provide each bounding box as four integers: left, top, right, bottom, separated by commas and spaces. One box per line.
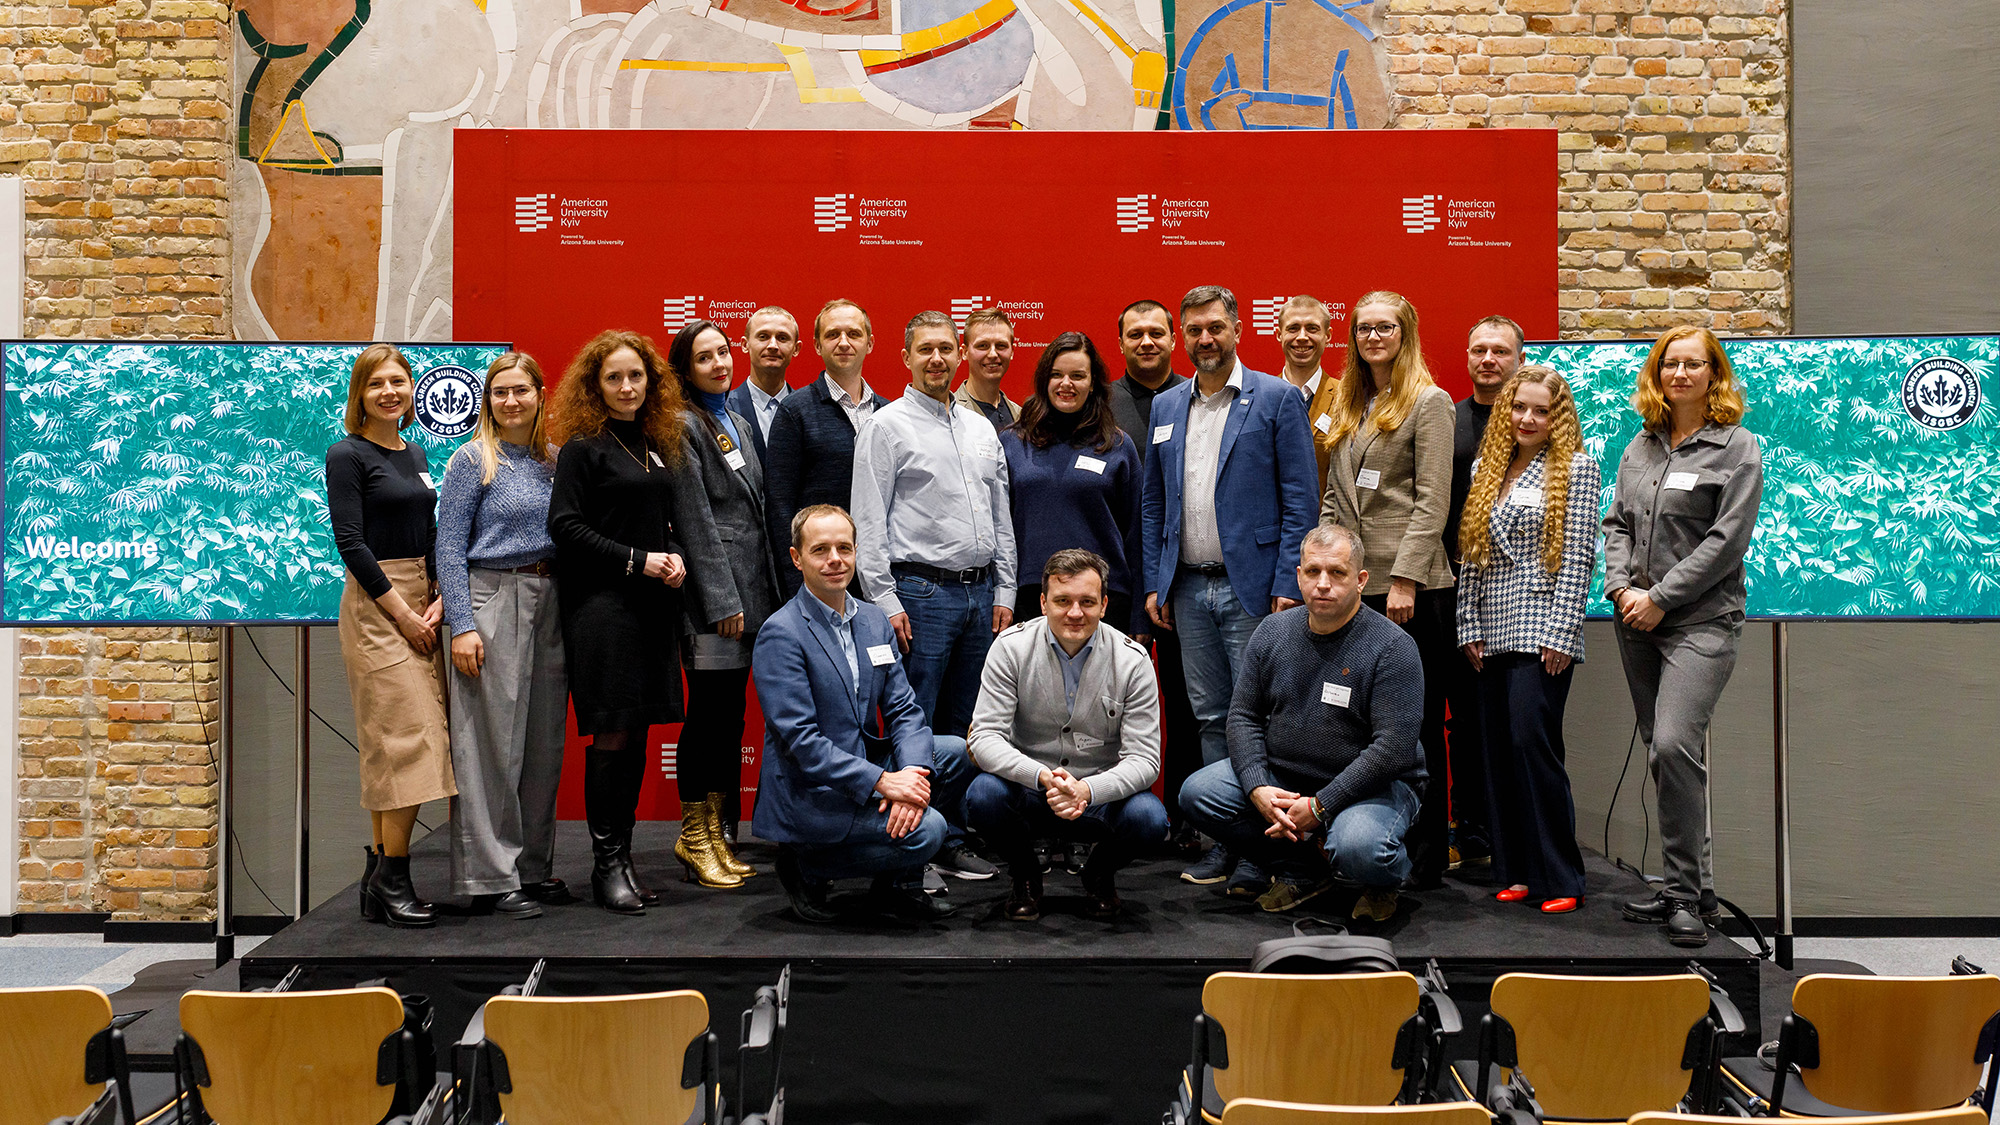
546, 329, 723, 916
1000, 332, 1145, 636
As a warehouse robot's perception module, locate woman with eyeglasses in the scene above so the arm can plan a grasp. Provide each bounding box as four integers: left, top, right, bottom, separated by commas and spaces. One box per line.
1602, 325, 1762, 948
1318, 290, 1459, 893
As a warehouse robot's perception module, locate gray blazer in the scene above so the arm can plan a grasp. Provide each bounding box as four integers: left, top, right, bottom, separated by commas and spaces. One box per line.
673, 407, 784, 665
966, 617, 1161, 805
1320, 384, 1457, 595
1602, 422, 1763, 629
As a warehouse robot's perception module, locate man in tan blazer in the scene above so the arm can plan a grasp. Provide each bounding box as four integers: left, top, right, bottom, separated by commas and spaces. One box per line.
1276, 295, 1342, 492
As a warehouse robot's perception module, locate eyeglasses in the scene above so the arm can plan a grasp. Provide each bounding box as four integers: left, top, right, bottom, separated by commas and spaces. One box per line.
1354, 323, 1400, 339
1661, 359, 1711, 374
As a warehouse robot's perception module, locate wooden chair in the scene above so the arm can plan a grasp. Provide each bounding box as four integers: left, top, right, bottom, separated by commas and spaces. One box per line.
1177, 972, 1435, 1125
477, 990, 718, 1125
176, 986, 428, 1125
1719, 972, 2000, 1116
1446, 973, 1718, 1120
1634, 1108, 1990, 1125
0, 985, 134, 1125
1221, 1099, 1492, 1125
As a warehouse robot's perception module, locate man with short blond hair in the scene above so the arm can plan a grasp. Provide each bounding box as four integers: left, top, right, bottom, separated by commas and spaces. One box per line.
1277, 295, 1341, 491
728, 305, 800, 469
954, 307, 1021, 430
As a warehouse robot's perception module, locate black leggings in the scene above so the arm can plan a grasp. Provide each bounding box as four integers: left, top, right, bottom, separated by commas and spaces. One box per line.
678, 667, 751, 803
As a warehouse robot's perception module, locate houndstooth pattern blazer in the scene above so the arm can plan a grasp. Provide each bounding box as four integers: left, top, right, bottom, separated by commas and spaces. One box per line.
1455, 448, 1602, 660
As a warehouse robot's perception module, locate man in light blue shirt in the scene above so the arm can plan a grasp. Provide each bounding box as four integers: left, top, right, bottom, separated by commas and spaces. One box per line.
726, 306, 799, 469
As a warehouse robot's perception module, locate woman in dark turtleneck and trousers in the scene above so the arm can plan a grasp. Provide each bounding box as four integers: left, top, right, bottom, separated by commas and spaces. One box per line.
546, 328, 725, 915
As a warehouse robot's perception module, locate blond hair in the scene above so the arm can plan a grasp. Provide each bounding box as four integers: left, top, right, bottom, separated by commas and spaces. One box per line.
1458, 366, 1582, 574
1320, 290, 1435, 450
1632, 325, 1747, 431
456, 351, 551, 486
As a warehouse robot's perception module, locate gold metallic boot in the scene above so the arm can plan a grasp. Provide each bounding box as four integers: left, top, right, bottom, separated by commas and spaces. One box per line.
706, 792, 755, 878
675, 801, 743, 888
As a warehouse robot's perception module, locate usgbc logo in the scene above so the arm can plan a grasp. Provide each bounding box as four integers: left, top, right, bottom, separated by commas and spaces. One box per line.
1115, 194, 1155, 233
414, 364, 481, 440
515, 194, 552, 233
1402, 195, 1440, 234
1902, 356, 1981, 431
813, 194, 852, 233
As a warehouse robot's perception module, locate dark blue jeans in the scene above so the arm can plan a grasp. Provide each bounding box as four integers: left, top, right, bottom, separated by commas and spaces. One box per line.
964, 772, 1169, 869
894, 568, 995, 738
1178, 760, 1418, 889
792, 735, 971, 889
1479, 654, 1584, 898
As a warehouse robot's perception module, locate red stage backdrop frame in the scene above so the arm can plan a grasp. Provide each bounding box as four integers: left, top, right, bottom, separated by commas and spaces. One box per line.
454, 127, 1557, 820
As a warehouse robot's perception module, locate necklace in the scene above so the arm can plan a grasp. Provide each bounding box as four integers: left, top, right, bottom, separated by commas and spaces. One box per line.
609, 427, 651, 473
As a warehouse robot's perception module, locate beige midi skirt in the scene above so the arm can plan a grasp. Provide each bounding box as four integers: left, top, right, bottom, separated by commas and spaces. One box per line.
338, 558, 457, 811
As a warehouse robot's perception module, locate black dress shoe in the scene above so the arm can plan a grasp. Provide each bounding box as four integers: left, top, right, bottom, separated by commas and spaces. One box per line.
1623, 889, 1720, 923
776, 848, 839, 924
872, 885, 958, 922
485, 890, 543, 919
520, 878, 574, 904
1004, 871, 1043, 922
1080, 873, 1121, 920
1663, 903, 1710, 947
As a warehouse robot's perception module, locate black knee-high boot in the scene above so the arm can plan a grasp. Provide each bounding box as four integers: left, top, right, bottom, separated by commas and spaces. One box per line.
585, 748, 644, 915
614, 747, 660, 905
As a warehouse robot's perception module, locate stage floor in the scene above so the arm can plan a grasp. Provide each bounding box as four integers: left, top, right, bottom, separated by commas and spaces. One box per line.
240, 823, 1758, 1124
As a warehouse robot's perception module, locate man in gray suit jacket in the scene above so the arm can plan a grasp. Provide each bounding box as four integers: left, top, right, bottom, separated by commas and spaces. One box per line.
966, 549, 1167, 921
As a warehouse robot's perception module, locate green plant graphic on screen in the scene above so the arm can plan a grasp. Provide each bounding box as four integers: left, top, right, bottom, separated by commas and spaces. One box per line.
3, 343, 508, 623
1528, 335, 2000, 618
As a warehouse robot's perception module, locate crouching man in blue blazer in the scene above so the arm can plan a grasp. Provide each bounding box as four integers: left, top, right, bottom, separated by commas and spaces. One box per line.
752, 503, 969, 924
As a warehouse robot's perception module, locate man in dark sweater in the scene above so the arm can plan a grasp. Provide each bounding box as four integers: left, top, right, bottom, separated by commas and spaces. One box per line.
1179, 523, 1425, 920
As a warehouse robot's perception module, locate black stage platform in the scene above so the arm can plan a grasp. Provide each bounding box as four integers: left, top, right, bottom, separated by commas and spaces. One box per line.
234, 823, 1760, 1124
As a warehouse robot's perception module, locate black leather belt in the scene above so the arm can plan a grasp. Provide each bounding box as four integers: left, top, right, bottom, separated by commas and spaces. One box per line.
504, 560, 555, 578
893, 561, 993, 585
1179, 561, 1228, 577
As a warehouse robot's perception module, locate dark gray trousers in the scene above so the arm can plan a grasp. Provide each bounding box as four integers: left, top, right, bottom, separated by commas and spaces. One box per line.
1614, 615, 1741, 902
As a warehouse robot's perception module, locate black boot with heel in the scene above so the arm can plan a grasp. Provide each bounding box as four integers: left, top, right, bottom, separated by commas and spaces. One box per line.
586, 749, 645, 915
364, 853, 437, 928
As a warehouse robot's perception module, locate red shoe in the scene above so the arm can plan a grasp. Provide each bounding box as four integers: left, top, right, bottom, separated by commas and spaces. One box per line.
1494, 886, 1530, 903
1540, 897, 1581, 914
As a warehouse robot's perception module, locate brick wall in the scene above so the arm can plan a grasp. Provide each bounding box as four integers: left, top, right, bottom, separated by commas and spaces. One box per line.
1379, 0, 1790, 338
3, 1, 230, 919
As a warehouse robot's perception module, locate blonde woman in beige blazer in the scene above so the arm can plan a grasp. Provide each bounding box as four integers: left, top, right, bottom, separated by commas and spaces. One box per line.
1316, 290, 1462, 890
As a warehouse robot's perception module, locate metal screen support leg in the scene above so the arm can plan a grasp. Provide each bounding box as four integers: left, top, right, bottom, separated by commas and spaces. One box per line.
1772, 621, 1794, 970
294, 626, 311, 921
216, 627, 234, 967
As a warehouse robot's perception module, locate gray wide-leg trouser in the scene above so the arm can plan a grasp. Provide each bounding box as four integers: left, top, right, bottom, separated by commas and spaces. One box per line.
448, 568, 568, 895
1614, 614, 1742, 903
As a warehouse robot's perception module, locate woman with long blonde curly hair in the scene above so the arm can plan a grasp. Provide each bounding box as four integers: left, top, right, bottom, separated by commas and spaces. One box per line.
1318, 290, 1460, 889
1454, 366, 1600, 914
546, 328, 726, 915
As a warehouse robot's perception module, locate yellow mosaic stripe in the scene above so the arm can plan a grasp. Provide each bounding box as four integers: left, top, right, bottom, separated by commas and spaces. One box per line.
857, 0, 1016, 67
621, 60, 791, 72
1067, 0, 1136, 59
776, 45, 867, 103
258, 100, 337, 169
1132, 49, 1166, 108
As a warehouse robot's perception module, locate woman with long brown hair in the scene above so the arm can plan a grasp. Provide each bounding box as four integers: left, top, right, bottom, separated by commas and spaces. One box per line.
1317, 290, 1459, 890
1455, 366, 1600, 914
1602, 325, 1762, 947
327, 343, 455, 928
547, 329, 724, 915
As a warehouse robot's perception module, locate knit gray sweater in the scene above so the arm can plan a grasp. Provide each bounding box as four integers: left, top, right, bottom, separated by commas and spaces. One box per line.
1226, 604, 1427, 815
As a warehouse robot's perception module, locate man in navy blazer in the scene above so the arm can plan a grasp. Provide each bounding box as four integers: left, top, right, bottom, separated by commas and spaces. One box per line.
752, 503, 968, 923
1141, 284, 1320, 888
725, 305, 801, 470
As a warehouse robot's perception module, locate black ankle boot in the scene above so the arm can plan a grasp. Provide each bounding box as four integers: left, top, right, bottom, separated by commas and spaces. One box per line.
586, 750, 645, 915
361, 846, 382, 922
365, 854, 437, 928
614, 749, 659, 905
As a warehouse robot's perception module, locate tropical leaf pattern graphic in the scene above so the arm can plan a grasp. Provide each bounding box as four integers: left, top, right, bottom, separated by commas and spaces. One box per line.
3, 343, 507, 623
1525, 335, 2000, 619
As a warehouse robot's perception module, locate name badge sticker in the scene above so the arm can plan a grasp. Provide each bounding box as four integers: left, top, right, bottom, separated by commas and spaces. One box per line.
418, 472, 435, 489
1665, 471, 1699, 491
1510, 485, 1544, 508
1314, 414, 1332, 433
1321, 682, 1352, 708
1152, 424, 1173, 445
1355, 468, 1382, 490
866, 643, 896, 666
648, 450, 666, 468
723, 449, 747, 471
1075, 455, 1107, 474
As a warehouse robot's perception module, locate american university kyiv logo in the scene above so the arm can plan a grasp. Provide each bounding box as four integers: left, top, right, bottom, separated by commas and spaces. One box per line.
813, 194, 852, 233
1115, 194, 1155, 233
514, 194, 552, 233
949, 297, 991, 327
662, 296, 701, 332
1402, 195, 1440, 235
1251, 297, 1286, 337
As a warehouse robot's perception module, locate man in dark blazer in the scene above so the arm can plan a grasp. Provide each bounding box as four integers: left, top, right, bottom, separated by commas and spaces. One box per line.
1141, 284, 1320, 890
751, 503, 969, 923
725, 305, 800, 470
763, 299, 892, 596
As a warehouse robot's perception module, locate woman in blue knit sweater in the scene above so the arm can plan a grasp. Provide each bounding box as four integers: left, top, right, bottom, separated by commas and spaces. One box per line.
436, 351, 569, 919
1000, 332, 1146, 638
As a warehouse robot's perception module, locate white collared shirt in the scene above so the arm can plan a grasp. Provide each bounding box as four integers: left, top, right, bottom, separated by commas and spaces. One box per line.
822, 371, 878, 433
1179, 359, 1245, 567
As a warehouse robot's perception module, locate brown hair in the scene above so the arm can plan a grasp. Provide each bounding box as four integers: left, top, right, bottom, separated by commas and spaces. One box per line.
1632, 325, 1747, 431
546, 329, 686, 463
813, 298, 872, 341
343, 342, 414, 434
1042, 548, 1109, 591
1012, 332, 1121, 453
791, 503, 856, 549
961, 308, 1014, 341
1459, 366, 1582, 574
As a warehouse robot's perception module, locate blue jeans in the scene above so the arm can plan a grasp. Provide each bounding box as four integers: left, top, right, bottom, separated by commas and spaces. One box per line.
894, 569, 995, 738
1170, 572, 1265, 766
964, 772, 1169, 868
1178, 760, 1418, 889
792, 735, 970, 889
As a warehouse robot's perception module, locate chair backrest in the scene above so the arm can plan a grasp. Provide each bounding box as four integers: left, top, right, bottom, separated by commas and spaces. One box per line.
1487, 972, 1710, 1119
484, 989, 710, 1125
0, 985, 113, 1125
1202, 971, 1421, 1108
1222, 1099, 1492, 1125
1631, 1108, 1989, 1125
179, 986, 406, 1125
1792, 973, 2000, 1111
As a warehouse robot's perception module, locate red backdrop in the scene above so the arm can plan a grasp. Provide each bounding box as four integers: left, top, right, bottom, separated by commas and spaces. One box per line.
453, 128, 1557, 820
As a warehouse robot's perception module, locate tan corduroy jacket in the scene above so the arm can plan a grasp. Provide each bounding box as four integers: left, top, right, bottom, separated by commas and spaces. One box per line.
1319, 383, 1457, 595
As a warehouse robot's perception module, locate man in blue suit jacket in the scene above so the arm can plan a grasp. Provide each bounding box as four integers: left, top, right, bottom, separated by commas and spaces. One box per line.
724, 305, 801, 470
1141, 285, 1320, 888
752, 503, 969, 923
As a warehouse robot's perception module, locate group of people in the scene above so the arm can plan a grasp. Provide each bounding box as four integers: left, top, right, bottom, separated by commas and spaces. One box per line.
324, 283, 1761, 946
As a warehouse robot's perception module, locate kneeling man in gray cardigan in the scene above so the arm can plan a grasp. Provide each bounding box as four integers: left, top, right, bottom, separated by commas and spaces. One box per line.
967, 549, 1168, 921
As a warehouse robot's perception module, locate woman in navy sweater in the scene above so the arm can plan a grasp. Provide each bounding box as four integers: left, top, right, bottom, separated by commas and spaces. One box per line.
1001, 332, 1145, 636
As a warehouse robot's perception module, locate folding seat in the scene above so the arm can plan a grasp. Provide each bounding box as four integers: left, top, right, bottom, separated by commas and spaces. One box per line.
1220, 1099, 1493, 1125
734, 966, 790, 1125
463, 989, 720, 1125
1633, 1108, 1989, 1125
0, 985, 136, 1125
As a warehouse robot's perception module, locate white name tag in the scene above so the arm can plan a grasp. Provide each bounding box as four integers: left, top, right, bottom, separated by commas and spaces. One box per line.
1152, 424, 1173, 445
648, 450, 665, 468
1322, 682, 1352, 708
1314, 413, 1332, 433
418, 472, 435, 489
1075, 455, 1107, 474
1665, 471, 1699, 491
723, 449, 746, 471
1355, 468, 1381, 490
1509, 485, 1544, 508
866, 643, 895, 666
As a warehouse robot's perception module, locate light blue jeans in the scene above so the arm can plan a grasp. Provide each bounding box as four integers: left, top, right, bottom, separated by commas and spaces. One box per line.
1170, 572, 1265, 766
1179, 760, 1419, 888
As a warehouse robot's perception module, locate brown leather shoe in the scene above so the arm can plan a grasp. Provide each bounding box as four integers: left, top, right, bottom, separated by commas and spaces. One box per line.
1005, 870, 1043, 922
1081, 872, 1122, 920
